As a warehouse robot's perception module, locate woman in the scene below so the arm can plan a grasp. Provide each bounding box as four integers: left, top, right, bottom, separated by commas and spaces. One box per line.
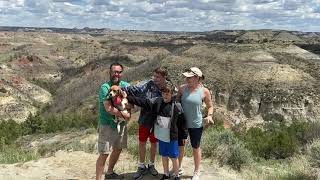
176, 67, 214, 180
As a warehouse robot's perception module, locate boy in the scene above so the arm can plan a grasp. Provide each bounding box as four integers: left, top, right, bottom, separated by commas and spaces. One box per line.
127, 86, 187, 180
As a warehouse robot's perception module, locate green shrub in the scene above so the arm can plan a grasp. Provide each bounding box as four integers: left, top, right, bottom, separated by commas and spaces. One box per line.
307, 139, 320, 168
0, 111, 98, 149
22, 113, 44, 134
304, 121, 320, 143
0, 119, 21, 145
202, 128, 252, 171
244, 121, 307, 159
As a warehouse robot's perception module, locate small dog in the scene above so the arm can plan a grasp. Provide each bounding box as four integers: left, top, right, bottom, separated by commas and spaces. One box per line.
108, 85, 130, 132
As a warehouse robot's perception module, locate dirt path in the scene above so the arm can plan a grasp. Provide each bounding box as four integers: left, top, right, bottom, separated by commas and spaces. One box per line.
0, 151, 242, 180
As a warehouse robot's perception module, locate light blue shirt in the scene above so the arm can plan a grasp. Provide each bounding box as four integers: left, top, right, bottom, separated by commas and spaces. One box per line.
181, 87, 204, 128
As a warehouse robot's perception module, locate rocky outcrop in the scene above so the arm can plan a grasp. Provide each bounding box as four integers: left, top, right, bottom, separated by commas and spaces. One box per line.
0, 72, 52, 122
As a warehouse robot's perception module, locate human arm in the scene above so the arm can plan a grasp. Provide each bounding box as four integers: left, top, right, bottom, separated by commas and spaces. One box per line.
126, 95, 155, 111
176, 84, 186, 102
122, 80, 150, 97
203, 88, 214, 124
104, 100, 131, 120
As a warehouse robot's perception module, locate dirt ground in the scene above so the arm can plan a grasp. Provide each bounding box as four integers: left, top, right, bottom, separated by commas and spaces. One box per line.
0, 150, 242, 180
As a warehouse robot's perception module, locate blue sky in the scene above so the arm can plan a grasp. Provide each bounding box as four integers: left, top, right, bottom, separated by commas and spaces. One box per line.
0, 0, 320, 32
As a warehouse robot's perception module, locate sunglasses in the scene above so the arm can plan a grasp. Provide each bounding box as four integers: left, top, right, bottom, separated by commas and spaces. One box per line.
111, 70, 123, 74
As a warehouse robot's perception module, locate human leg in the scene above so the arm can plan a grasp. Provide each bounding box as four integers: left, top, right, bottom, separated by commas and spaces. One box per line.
104, 123, 127, 179
150, 142, 157, 164
139, 141, 147, 164
193, 147, 201, 172
106, 147, 122, 174
188, 127, 203, 180
96, 154, 108, 180
169, 136, 187, 176
162, 156, 169, 175
148, 128, 158, 175
133, 125, 149, 179
170, 157, 179, 177
96, 125, 113, 180
159, 140, 170, 180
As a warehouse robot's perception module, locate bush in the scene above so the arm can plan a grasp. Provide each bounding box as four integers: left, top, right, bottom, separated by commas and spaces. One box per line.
307, 139, 320, 168
304, 121, 320, 143
0, 111, 98, 148
0, 119, 22, 145
244, 121, 308, 159
22, 113, 44, 134
202, 128, 252, 171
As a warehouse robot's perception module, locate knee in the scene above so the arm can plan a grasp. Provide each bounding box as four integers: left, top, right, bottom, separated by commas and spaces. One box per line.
113, 147, 122, 154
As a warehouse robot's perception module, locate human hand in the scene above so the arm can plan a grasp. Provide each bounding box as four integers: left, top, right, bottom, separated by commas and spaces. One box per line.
120, 110, 130, 121
181, 138, 188, 146
125, 103, 134, 110
204, 116, 214, 128
206, 116, 214, 124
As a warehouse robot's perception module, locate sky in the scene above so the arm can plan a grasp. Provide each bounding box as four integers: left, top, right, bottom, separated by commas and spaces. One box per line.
0, 0, 320, 32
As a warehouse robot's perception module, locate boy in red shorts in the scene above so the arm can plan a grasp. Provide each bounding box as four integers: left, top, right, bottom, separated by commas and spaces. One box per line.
123, 67, 167, 179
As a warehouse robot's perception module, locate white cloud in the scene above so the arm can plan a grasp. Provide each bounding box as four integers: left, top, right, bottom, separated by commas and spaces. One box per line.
0, 0, 319, 31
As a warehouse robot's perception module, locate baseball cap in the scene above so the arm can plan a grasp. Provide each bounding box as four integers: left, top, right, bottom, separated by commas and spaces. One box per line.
182, 67, 204, 79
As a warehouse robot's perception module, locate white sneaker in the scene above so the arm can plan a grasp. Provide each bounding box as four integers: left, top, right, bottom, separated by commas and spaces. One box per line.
192, 171, 200, 180
169, 168, 184, 176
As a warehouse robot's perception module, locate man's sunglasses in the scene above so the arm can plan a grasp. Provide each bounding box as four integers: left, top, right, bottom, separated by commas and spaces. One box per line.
111, 70, 123, 74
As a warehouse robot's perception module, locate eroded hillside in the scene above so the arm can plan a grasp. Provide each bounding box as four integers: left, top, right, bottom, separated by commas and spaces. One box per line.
0, 29, 319, 125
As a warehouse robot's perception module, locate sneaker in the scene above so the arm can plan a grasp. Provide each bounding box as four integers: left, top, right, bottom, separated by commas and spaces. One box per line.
169, 168, 184, 176
147, 164, 158, 176
173, 176, 181, 180
105, 172, 124, 179
160, 174, 170, 180
133, 165, 148, 179
191, 171, 200, 180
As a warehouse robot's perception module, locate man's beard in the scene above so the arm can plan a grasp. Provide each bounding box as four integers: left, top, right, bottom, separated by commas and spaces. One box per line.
110, 76, 120, 85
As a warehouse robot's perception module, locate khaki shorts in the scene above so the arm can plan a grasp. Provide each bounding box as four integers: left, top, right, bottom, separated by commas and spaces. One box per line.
98, 124, 128, 154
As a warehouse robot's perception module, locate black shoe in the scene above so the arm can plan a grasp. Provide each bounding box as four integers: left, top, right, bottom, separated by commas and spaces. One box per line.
148, 164, 159, 176
174, 176, 181, 180
160, 174, 170, 180
105, 172, 124, 179
133, 165, 148, 179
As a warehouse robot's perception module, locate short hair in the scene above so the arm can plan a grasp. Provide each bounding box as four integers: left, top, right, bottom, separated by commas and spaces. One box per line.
109, 62, 123, 70
161, 86, 173, 94
154, 66, 168, 77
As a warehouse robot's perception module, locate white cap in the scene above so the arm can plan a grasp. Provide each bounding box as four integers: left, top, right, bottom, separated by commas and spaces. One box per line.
182, 67, 204, 79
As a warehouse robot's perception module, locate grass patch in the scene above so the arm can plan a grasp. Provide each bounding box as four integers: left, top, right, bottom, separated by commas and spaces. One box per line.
242, 155, 316, 180
0, 144, 40, 164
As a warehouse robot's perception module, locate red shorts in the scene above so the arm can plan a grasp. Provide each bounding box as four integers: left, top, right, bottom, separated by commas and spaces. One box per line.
139, 125, 158, 143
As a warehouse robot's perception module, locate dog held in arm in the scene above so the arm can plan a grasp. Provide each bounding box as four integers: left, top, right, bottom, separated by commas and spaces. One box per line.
108, 85, 130, 132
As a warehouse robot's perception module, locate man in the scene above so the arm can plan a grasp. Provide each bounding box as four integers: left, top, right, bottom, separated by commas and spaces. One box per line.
125, 67, 167, 179
96, 62, 131, 180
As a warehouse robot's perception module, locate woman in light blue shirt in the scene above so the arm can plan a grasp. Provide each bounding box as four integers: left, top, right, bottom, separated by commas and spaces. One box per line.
176, 67, 214, 180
